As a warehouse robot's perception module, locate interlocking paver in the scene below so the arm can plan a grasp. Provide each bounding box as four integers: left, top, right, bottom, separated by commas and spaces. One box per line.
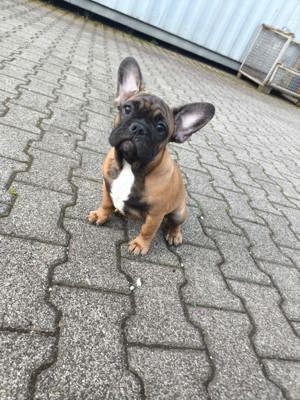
208, 164, 245, 193
0, 332, 55, 400
18, 147, 77, 193
257, 211, 300, 249
189, 307, 284, 400
176, 245, 242, 310
128, 347, 210, 399
259, 261, 300, 321
11, 88, 53, 113
1, 0, 300, 397
73, 147, 106, 181
193, 193, 242, 234
264, 360, 300, 400
31, 125, 81, 160
181, 205, 215, 247
235, 219, 293, 265
1, 103, 45, 134
0, 234, 64, 331
276, 204, 300, 235
122, 258, 202, 347
53, 219, 128, 291
207, 229, 271, 284
0, 181, 70, 244
230, 280, 300, 359
217, 186, 264, 223
34, 286, 141, 400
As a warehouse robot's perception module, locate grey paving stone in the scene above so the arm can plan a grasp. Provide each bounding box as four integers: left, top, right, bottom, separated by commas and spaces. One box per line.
0, 73, 24, 94
259, 261, 300, 321
24, 76, 58, 97
74, 147, 106, 181
257, 211, 300, 249
128, 347, 210, 400
0, 103, 44, 133
182, 167, 222, 199
217, 187, 264, 223
88, 86, 111, 102
207, 229, 270, 284
264, 360, 300, 400
292, 322, 300, 336
54, 218, 128, 291
11, 88, 52, 113
42, 105, 84, 135
258, 180, 297, 208
19, 148, 77, 194
0, 156, 27, 189
176, 244, 242, 310
0, 202, 9, 215
34, 286, 141, 400
0, 124, 37, 161
63, 73, 86, 88
84, 109, 112, 130
32, 125, 81, 160
277, 205, 300, 235
193, 193, 242, 234
0, 332, 55, 400
0, 235, 64, 331
197, 146, 228, 170
0, 88, 11, 111
122, 258, 202, 347
86, 97, 112, 114
56, 82, 86, 100
182, 206, 215, 247
53, 93, 85, 114
0, 181, 70, 244
230, 280, 300, 359
66, 176, 124, 228
189, 308, 284, 400
81, 125, 112, 153
1, 63, 30, 81
241, 184, 282, 215
207, 164, 244, 193
226, 162, 263, 188
280, 247, 300, 270
236, 219, 292, 266
277, 178, 300, 201
174, 146, 205, 171
34, 69, 62, 84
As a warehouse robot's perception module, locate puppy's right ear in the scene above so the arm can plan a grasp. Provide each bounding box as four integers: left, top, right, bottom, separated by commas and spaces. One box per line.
115, 57, 143, 106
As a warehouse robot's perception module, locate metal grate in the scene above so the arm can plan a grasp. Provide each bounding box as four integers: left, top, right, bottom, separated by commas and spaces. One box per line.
241, 28, 288, 82
239, 24, 300, 102
271, 65, 300, 96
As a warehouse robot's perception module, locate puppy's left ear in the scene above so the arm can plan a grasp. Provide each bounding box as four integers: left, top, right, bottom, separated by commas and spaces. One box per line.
171, 103, 215, 143
115, 57, 144, 106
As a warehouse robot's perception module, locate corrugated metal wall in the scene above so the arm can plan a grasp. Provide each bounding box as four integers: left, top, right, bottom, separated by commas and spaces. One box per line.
65, 0, 300, 69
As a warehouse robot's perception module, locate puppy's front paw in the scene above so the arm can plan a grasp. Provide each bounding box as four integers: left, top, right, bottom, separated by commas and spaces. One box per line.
87, 209, 108, 225
128, 237, 150, 255
165, 229, 183, 246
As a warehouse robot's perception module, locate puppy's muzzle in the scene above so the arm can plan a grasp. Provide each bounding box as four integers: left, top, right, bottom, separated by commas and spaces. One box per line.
129, 121, 146, 136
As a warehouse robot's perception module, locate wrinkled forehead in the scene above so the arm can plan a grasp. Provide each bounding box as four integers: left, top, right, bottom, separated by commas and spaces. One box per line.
129, 93, 172, 121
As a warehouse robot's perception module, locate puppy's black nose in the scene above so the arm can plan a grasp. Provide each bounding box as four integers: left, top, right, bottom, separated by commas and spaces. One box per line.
129, 122, 145, 135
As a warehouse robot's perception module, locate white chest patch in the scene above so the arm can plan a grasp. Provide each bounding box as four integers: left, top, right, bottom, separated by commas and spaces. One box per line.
110, 161, 135, 214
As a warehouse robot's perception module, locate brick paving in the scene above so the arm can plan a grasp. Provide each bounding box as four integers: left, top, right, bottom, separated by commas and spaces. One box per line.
0, 1, 300, 399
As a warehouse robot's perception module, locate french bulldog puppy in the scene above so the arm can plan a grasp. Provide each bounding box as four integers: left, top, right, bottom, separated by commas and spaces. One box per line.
88, 57, 215, 254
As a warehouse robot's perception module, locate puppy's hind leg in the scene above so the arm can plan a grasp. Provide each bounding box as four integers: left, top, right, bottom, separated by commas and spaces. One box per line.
165, 206, 187, 246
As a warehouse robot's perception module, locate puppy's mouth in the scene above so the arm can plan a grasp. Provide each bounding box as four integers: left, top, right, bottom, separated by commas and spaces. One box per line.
118, 138, 137, 163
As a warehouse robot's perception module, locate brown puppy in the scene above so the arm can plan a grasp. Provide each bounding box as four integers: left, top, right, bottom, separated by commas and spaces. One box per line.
88, 57, 215, 255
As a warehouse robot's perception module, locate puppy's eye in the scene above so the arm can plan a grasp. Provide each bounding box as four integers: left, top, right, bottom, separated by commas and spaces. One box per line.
156, 122, 167, 135
123, 104, 132, 115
